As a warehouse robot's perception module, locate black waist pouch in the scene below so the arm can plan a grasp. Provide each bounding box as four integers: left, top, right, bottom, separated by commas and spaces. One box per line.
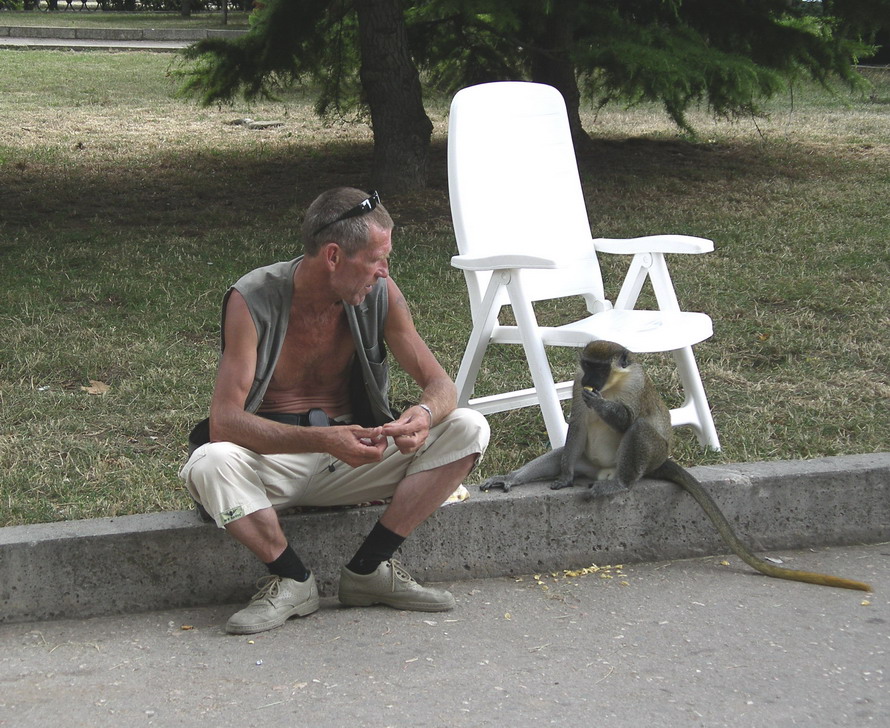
188, 417, 211, 454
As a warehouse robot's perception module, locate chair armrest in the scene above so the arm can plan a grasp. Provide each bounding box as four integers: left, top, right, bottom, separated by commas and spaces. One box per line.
451, 253, 600, 271
593, 235, 714, 255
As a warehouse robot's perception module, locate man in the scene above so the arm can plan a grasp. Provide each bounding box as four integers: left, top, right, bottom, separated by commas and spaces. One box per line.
180, 187, 489, 635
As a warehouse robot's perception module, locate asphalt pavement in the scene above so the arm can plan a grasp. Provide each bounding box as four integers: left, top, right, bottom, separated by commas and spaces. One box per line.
2, 542, 887, 727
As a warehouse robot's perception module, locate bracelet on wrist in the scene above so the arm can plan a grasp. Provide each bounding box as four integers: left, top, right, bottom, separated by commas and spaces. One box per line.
418, 403, 433, 425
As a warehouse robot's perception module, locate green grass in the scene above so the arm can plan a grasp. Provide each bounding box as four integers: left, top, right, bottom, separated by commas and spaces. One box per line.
0, 49, 888, 526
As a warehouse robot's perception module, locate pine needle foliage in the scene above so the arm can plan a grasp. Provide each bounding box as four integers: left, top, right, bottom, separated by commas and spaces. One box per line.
175, 0, 340, 108
407, 0, 882, 134
175, 1, 885, 132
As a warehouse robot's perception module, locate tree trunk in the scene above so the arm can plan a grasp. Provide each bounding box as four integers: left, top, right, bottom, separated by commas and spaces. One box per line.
355, 0, 433, 193
528, 0, 592, 151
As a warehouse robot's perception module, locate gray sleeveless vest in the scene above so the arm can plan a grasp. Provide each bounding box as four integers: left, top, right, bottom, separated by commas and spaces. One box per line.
222, 256, 395, 426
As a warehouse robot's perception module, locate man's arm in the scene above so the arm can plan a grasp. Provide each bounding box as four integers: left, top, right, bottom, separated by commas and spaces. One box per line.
209, 291, 385, 465
380, 278, 457, 453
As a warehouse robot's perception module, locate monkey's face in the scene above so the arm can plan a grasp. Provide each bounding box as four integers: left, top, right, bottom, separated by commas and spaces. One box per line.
580, 341, 633, 392
581, 358, 612, 392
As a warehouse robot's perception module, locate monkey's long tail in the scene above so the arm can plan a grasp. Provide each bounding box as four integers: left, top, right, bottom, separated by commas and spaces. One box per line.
651, 460, 872, 592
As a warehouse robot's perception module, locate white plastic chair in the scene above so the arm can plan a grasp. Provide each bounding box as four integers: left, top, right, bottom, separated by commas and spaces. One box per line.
448, 81, 720, 450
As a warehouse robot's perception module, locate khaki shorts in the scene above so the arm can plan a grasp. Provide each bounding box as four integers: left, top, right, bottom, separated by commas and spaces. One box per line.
179, 408, 490, 528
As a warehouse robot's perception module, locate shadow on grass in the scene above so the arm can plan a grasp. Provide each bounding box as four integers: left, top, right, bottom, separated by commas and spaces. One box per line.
2, 134, 808, 241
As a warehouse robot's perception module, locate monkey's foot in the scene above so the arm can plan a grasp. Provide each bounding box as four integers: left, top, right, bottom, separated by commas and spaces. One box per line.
549, 478, 574, 490
480, 476, 513, 493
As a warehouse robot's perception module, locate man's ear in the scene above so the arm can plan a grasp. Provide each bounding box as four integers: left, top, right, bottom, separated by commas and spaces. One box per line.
321, 242, 341, 269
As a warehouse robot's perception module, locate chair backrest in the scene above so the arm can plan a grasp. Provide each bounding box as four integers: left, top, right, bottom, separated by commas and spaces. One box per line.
448, 82, 607, 315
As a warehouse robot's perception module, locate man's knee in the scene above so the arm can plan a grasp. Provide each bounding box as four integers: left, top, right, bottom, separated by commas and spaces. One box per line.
183, 441, 244, 483
180, 442, 262, 513
439, 407, 490, 454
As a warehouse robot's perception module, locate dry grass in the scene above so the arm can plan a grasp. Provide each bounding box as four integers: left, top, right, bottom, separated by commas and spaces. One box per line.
0, 49, 887, 526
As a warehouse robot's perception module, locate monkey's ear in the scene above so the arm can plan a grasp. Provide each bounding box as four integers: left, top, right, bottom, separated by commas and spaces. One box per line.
618, 351, 630, 369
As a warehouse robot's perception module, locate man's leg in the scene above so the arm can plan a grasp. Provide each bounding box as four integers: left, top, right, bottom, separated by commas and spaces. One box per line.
343, 454, 475, 575
339, 409, 489, 611
222, 509, 320, 634
225, 507, 311, 582
180, 443, 320, 634
224, 507, 288, 563
342, 409, 487, 572
380, 454, 477, 536
339, 454, 476, 612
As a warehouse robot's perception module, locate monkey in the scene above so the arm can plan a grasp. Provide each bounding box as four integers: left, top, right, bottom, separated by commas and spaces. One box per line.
481, 340, 872, 592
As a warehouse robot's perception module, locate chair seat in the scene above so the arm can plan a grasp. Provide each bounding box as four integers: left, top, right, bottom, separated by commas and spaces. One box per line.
541, 309, 713, 353
490, 309, 712, 352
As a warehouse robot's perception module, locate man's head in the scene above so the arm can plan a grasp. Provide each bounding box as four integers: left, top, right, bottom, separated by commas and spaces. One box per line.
302, 187, 394, 257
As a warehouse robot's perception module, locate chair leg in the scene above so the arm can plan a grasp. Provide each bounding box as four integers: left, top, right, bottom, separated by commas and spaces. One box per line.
455, 273, 508, 407
671, 346, 721, 451
508, 278, 569, 449
455, 326, 491, 408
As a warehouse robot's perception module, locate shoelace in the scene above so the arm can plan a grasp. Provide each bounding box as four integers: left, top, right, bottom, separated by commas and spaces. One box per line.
388, 559, 416, 586
249, 575, 283, 604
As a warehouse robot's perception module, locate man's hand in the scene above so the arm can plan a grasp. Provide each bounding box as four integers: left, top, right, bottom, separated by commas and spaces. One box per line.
328, 425, 388, 467
380, 405, 432, 455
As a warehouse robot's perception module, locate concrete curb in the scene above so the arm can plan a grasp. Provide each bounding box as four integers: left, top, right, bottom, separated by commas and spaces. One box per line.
1, 25, 246, 41
2, 453, 888, 625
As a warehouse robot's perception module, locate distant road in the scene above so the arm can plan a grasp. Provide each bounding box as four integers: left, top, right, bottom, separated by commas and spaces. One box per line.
0, 24, 246, 51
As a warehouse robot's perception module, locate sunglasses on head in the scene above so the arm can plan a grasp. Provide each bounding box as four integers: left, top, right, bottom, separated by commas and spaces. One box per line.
313, 191, 380, 237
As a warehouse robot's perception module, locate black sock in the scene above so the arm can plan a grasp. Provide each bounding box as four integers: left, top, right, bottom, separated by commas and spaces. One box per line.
346, 521, 406, 575
265, 544, 310, 582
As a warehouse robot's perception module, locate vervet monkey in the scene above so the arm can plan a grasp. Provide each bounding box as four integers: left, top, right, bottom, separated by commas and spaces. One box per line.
482, 340, 871, 592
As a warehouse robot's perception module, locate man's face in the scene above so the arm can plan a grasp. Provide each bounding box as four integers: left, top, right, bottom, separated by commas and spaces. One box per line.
333, 225, 392, 305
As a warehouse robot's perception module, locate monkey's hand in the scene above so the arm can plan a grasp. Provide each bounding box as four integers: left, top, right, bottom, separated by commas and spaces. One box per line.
582, 386, 634, 433
582, 386, 602, 407
480, 474, 516, 493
